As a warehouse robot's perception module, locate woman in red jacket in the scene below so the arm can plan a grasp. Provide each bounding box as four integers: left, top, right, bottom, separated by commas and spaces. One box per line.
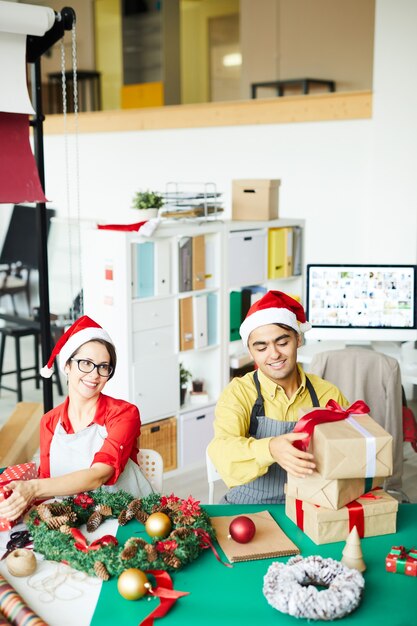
0, 315, 153, 522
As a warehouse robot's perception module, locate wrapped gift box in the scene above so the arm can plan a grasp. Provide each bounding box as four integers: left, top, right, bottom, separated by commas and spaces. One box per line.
285, 488, 398, 545
0, 462, 37, 531
301, 410, 393, 479
285, 473, 384, 510
385, 546, 417, 577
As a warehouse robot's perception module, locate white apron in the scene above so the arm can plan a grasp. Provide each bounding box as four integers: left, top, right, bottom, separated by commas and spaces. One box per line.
49, 420, 154, 497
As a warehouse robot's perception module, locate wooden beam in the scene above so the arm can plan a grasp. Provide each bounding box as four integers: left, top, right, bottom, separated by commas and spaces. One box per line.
44, 91, 372, 135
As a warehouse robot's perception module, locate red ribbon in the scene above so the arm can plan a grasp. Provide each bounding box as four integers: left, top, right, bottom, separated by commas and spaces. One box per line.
70, 528, 118, 552
140, 570, 189, 626
98, 221, 148, 232
295, 499, 304, 531
292, 400, 370, 451
192, 528, 233, 568
346, 501, 365, 537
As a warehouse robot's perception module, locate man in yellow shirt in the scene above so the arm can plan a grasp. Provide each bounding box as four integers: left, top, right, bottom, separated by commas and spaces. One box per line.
208, 291, 347, 504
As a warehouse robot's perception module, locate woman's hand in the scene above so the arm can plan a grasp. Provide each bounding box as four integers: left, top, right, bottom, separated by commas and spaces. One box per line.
269, 432, 316, 478
0, 480, 37, 522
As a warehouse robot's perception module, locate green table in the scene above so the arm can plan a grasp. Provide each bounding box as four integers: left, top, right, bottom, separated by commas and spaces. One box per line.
92, 504, 416, 626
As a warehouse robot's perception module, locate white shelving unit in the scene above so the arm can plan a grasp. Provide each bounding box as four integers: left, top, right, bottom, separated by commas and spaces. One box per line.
81, 217, 304, 474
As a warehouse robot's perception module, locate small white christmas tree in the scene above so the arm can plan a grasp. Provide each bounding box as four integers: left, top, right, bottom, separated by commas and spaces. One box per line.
341, 526, 366, 572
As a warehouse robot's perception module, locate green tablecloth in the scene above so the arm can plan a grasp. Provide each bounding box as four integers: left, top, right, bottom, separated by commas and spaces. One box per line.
91, 504, 416, 626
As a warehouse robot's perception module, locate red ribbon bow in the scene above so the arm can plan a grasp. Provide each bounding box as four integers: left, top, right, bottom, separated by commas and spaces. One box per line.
293, 400, 370, 451
70, 528, 118, 552
192, 528, 232, 568
140, 570, 189, 626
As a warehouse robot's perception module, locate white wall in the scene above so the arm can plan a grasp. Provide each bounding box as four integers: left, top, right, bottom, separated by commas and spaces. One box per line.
38, 0, 417, 313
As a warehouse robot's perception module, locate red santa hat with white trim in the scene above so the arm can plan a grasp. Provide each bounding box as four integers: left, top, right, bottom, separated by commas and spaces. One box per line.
40, 315, 114, 378
239, 290, 311, 347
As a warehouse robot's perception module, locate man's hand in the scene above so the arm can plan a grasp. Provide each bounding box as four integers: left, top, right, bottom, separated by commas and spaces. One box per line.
269, 432, 316, 478
0, 481, 36, 521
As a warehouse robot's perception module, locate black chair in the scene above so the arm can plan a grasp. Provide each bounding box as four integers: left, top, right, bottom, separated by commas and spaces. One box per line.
0, 323, 63, 402
0, 262, 31, 316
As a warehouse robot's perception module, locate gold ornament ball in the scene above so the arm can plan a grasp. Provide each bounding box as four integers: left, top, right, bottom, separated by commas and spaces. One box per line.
117, 568, 150, 600
145, 512, 172, 538
6, 549, 37, 577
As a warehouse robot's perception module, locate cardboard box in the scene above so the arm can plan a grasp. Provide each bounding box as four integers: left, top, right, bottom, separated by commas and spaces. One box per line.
286, 473, 384, 510
0, 402, 43, 467
0, 462, 38, 531
285, 489, 398, 545
232, 179, 280, 221
309, 412, 393, 479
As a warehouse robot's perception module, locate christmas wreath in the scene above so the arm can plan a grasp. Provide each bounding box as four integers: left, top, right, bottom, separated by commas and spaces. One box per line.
26, 489, 215, 581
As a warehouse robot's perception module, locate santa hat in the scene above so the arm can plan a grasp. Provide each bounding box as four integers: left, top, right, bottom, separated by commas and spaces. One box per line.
40, 315, 114, 378
239, 290, 311, 347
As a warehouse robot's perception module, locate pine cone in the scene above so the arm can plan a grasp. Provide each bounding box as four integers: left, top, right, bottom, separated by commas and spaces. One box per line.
67, 511, 78, 524
162, 553, 181, 569
120, 544, 138, 560
45, 515, 70, 530
37, 503, 52, 521
49, 503, 72, 516
126, 537, 146, 548
135, 510, 149, 524
144, 543, 158, 563
87, 511, 103, 533
127, 499, 142, 515
96, 504, 112, 517
94, 561, 110, 581
171, 527, 192, 540
59, 524, 73, 535
118, 510, 128, 526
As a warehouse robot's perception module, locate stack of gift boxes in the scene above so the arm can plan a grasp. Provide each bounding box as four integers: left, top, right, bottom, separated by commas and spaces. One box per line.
285, 403, 398, 545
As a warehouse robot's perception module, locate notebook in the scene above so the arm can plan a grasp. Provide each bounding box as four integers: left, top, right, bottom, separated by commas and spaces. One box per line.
210, 510, 300, 563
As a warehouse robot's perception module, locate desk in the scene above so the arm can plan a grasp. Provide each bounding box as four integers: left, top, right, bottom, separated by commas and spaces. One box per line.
1, 504, 415, 625
251, 78, 335, 98
298, 340, 417, 389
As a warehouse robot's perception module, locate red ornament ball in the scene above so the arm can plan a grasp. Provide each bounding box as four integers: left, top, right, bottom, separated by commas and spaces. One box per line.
228, 515, 256, 544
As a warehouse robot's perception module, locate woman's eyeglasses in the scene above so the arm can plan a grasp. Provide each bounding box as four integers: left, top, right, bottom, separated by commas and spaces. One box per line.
70, 358, 113, 377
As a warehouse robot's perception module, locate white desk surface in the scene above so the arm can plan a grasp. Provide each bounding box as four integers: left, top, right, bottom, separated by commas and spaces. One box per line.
298, 340, 417, 386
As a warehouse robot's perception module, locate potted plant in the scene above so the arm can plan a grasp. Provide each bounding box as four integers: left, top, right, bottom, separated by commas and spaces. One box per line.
131, 190, 164, 219
180, 362, 192, 406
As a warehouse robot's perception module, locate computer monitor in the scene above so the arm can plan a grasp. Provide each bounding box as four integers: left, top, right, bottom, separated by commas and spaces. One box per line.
306, 264, 417, 342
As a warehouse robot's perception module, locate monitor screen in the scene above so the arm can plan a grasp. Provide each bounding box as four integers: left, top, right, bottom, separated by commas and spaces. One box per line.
306, 264, 417, 342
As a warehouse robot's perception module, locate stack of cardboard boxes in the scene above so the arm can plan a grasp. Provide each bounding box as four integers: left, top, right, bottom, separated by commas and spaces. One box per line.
285, 407, 398, 544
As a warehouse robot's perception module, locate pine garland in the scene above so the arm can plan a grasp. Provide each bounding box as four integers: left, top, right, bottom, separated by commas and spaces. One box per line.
27, 489, 215, 580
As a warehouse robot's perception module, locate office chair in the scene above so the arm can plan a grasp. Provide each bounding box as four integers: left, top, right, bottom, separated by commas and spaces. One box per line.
308, 347, 410, 502
137, 448, 164, 493
0, 262, 31, 316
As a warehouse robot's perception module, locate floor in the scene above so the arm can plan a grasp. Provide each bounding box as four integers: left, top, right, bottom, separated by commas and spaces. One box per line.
0, 332, 416, 504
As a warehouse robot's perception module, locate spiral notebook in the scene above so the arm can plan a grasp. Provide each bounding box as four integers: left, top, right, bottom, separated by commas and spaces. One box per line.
210, 510, 300, 563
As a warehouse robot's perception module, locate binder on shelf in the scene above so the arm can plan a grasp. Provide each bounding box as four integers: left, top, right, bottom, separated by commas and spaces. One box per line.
178, 237, 192, 292
179, 296, 194, 350
230, 290, 242, 342
241, 286, 267, 320
192, 235, 206, 291
132, 242, 154, 299
268, 227, 293, 279
193, 294, 208, 349
207, 292, 218, 345
155, 239, 171, 295
292, 226, 302, 276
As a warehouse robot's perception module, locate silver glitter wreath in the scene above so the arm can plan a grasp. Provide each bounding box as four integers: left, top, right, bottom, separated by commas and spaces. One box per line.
263, 555, 365, 621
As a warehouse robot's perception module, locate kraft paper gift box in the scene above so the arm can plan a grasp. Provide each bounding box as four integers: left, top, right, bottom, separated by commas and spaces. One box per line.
0, 462, 37, 531
285, 473, 385, 511
295, 403, 393, 480
285, 488, 398, 545
385, 546, 417, 577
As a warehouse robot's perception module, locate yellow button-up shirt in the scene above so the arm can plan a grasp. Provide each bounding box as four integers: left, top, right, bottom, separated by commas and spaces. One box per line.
208, 365, 348, 488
